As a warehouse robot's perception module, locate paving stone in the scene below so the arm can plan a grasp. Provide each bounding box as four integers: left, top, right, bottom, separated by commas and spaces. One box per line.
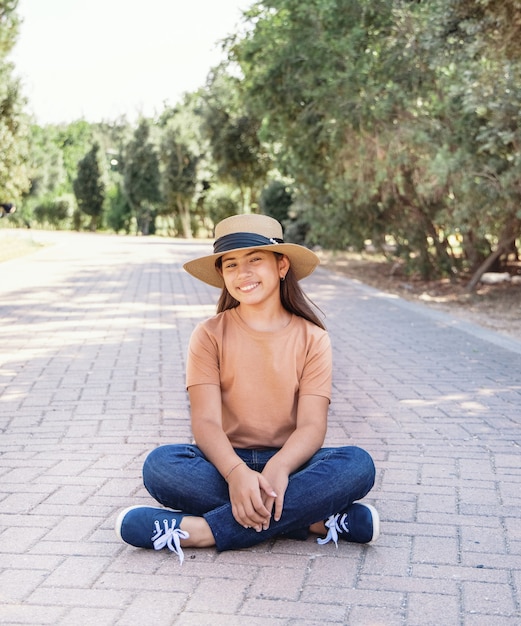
1, 230, 520, 624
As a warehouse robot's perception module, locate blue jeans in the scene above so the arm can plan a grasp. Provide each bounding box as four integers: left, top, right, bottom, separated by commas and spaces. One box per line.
143, 444, 376, 552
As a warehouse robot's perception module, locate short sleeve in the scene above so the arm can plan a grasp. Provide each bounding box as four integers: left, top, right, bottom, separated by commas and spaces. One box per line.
185, 323, 221, 389
298, 331, 332, 400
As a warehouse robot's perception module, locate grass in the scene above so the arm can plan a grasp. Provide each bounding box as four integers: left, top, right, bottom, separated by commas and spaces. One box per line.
0, 233, 48, 263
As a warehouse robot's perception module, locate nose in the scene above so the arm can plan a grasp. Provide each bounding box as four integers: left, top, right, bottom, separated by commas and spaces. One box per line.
236, 259, 252, 276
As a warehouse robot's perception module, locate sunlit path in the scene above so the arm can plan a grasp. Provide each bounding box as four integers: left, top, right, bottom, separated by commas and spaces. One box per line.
1, 232, 520, 624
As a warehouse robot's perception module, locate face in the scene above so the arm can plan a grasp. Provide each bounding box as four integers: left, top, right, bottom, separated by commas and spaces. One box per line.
219, 249, 289, 306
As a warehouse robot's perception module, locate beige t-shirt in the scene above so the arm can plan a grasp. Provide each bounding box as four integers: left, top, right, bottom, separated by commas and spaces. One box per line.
186, 307, 332, 449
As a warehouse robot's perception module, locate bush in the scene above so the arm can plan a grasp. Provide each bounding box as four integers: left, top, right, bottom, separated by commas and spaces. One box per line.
259, 180, 293, 225
205, 187, 240, 227
33, 196, 73, 228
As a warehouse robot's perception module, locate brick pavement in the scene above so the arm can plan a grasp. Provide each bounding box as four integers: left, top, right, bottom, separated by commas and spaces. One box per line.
0, 229, 520, 625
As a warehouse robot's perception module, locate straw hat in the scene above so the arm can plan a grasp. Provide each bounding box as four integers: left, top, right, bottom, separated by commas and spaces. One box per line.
183, 214, 320, 288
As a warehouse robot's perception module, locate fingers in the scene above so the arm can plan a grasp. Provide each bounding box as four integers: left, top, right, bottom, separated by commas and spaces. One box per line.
258, 475, 278, 530
262, 490, 283, 523
232, 497, 271, 531
260, 472, 287, 523
273, 494, 284, 522
229, 469, 286, 531
259, 475, 278, 499
229, 472, 274, 531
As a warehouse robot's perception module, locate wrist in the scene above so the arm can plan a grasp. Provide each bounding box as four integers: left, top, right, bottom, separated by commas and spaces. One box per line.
224, 460, 245, 482
264, 456, 291, 476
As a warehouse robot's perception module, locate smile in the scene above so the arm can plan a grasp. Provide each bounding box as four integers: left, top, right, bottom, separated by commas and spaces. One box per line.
238, 282, 259, 292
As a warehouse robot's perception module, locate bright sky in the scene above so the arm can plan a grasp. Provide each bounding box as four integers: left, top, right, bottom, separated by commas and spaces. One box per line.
10, 0, 254, 125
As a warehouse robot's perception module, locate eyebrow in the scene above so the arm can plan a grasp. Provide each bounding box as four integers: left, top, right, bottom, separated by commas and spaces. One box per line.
221, 249, 265, 262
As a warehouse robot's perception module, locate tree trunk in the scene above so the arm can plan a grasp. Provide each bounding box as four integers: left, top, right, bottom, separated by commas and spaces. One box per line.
137, 206, 155, 235
466, 219, 520, 292
179, 202, 193, 239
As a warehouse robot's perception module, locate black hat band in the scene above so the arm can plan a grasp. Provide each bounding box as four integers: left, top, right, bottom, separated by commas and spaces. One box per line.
213, 232, 284, 255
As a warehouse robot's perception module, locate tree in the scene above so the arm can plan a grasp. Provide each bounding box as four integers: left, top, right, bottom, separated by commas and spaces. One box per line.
0, 0, 30, 204
158, 93, 213, 235
228, 0, 521, 284
230, 0, 413, 241
160, 128, 198, 238
33, 196, 73, 228
56, 120, 94, 187
426, 0, 521, 285
259, 179, 293, 225
95, 119, 133, 234
105, 182, 132, 233
202, 70, 271, 213
26, 125, 67, 198
123, 119, 161, 235
73, 142, 105, 231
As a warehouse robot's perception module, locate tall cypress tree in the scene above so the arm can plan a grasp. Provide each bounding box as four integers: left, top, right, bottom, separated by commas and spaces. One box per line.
123, 119, 161, 235
73, 142, 105, 231
160, 128, 198, 238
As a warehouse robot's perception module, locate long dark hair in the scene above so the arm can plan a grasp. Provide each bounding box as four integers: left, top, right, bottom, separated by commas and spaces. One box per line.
214, 253, 326, 330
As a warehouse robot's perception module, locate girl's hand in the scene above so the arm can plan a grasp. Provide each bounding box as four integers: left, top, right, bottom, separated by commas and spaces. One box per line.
227, 464, 277, 531
261, 465, 289, 524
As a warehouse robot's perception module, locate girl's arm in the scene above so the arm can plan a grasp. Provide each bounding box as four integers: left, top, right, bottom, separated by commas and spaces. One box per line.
189, 383, 238, 477
189, 384, 276, 531
261, 394, 329, 523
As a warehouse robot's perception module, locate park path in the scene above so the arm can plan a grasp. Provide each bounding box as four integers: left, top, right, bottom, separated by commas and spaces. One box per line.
0, 230, 520, 625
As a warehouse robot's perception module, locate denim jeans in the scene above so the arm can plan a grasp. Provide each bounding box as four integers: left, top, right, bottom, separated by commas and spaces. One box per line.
143, 444, 376, 552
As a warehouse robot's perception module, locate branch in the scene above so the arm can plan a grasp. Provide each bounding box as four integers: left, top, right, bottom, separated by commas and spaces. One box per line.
466, 218, 521, 292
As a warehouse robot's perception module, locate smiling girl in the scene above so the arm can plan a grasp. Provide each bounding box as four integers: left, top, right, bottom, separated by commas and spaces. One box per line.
115, 214, 379, 562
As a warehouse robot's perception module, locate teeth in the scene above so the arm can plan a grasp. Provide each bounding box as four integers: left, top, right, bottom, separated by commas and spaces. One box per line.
240, 283, 258, 292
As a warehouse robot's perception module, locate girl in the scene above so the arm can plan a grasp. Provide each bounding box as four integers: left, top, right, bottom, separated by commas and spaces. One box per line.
115, 214, 379, 563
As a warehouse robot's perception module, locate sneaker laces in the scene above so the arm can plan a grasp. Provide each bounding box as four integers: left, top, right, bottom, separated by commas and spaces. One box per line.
317, 513, 349, 547
151, 518, 190, 564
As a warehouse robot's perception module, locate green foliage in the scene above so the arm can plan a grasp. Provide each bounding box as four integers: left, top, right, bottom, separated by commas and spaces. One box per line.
73, 142, 106, 231
105, 183, 132, 234
202, 70, 271, 213
33, 195, 73, 228
227, 0, 521, 282
0, 1, 19, 56
160, 128, 199, 237
450, 0, 521, 60
0, 74, 29, 201
259, 180, 293, 225
26, 124, 67, 198
0, 0, 30, 203
55, 121, 95, 187
123, 119, 161, 235
203, 185, 241, 227
6, 0, 521, 287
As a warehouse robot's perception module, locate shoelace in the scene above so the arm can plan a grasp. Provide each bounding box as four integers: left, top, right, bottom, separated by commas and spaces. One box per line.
151, 518, 190, 564
317, 513, 349, 547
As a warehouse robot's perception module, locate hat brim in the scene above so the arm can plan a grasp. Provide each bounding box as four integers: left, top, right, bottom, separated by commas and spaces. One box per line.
183, 243, 320, 288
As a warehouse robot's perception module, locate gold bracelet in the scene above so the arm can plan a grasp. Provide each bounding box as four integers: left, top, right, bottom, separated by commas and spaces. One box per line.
225, 461, 244, 481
